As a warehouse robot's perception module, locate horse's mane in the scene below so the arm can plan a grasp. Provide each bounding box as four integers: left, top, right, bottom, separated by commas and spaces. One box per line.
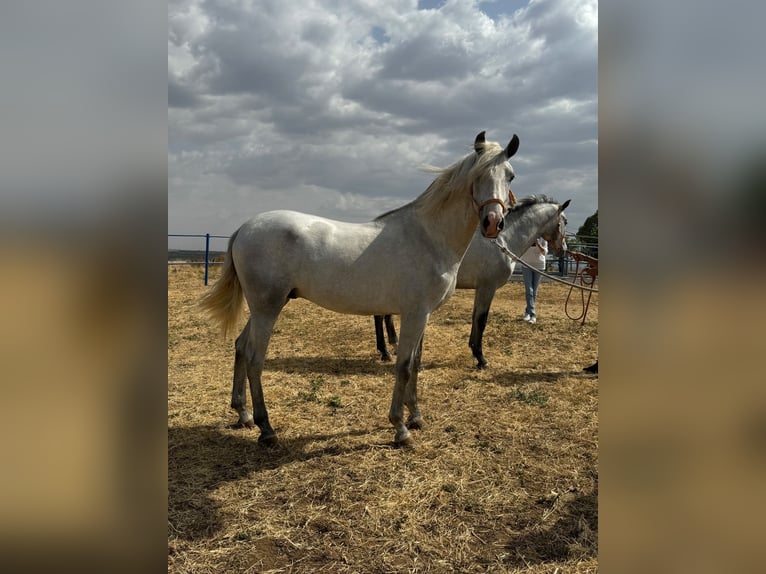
503, 194, 562, 228
375, 140, 507, 221
508, 194, 559, 213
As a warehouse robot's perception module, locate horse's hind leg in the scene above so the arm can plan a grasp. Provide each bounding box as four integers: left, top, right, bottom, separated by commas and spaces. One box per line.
384, 315, 398, 354
374, 315, 391, 361
468, 286, 497, 369
243, 308, 282, 445
231, 319, 254, 427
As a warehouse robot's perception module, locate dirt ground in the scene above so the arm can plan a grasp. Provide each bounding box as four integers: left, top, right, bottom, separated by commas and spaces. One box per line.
168, 264, 598, 573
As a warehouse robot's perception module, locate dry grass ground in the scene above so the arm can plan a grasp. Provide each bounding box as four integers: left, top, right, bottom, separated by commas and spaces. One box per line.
169, 264, 598, 573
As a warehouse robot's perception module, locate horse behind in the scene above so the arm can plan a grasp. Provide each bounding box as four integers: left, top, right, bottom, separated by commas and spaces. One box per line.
375, 195, 570, 368
200, 131, 520, 446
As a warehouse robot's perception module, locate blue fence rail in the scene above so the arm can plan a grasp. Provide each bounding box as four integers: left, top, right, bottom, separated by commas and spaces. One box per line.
168, 233, 230, 285
169, 233, 598, 285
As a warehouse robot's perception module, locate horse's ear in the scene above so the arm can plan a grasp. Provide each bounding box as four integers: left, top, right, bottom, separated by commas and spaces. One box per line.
505, 134, 520, 158
560, 199, 571, 211
474, 131, 487, 154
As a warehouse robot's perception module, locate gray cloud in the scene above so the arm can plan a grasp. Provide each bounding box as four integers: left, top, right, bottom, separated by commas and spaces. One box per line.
169, 0, 598, 240
168, 73, 202, 108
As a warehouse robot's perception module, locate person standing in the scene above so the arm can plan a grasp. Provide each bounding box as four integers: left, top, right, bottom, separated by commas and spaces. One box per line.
521, 238, 548, 324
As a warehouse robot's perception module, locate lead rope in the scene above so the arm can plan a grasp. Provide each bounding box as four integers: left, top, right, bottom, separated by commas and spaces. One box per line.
490, 240, 599, 292
563, 258, 597, 325
490, 239, 599, 324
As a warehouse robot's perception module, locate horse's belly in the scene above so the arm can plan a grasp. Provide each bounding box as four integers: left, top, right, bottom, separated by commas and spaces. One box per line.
287, 233, 460, 315
293, 282, 401, 316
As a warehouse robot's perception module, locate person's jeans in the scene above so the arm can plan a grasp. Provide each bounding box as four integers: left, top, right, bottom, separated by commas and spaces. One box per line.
522, 266, 542, 318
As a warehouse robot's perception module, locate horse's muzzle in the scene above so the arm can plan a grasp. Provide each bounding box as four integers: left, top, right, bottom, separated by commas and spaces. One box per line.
473, 194, 508, 238
482, 211, 504, 238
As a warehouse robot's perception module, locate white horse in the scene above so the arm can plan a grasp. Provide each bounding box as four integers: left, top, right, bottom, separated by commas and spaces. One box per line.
375, 195, 570, 368
200, 131, 520, 446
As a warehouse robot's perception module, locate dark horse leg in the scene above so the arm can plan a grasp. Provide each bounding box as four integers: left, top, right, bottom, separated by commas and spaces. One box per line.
374, 315, 392, 361
384, 315, 398, 352
374, 315, 399, 361
468, 286, 498, 369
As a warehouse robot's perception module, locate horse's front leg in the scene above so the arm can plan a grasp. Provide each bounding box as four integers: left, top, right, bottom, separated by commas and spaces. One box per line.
404, 335, 424, 430
468, 286, 497, 369
389, 312, 429, 446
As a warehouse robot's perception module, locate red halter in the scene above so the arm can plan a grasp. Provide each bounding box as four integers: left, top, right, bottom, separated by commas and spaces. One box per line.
470, 187, 517, 215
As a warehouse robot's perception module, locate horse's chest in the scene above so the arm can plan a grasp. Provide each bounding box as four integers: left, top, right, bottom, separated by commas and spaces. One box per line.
430, 270, 459, 309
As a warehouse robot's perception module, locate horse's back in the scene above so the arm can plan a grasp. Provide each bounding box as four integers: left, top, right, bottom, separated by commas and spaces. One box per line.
235, 210, 379, 256
231, 210, 410, 314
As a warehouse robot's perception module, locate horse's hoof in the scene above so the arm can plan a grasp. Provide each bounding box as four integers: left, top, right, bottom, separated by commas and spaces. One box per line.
381, 353, 392, 362
394, 429, 412, 447
233, 417, 255, 429
407, 417, 424, 430
476, 360, 488, 370
258, 432, 278, 447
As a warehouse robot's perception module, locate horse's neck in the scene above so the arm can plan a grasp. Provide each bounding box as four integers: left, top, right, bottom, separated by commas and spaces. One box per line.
503, 207, 554, 254
417, 193, 480, 261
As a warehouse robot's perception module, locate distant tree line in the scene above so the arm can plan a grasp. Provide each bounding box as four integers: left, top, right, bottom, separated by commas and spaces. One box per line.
568, 210, 598, 258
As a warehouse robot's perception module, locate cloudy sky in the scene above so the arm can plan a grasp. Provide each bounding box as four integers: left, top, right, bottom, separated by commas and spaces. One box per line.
169, 0, 597, 250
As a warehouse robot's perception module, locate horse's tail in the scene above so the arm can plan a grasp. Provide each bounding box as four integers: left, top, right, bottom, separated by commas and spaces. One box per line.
199, 228, 243, 338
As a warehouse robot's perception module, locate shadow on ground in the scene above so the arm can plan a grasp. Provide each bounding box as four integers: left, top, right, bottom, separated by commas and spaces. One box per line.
168, 424, 389, 541
490, 369, 577, 387
502, 487, 598, 566
264, 356, 392, 376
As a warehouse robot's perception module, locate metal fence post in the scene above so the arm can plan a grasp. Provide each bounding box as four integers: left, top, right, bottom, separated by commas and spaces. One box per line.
204, 233, 210, 286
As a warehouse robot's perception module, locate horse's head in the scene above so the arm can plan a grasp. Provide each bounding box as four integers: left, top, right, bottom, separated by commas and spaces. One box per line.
540, 199, 571, 255
471, 131, 519, 238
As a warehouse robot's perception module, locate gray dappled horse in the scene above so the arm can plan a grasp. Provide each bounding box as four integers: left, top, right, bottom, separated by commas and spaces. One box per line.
375, 195, 570, 368
200, 132, 519, 446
